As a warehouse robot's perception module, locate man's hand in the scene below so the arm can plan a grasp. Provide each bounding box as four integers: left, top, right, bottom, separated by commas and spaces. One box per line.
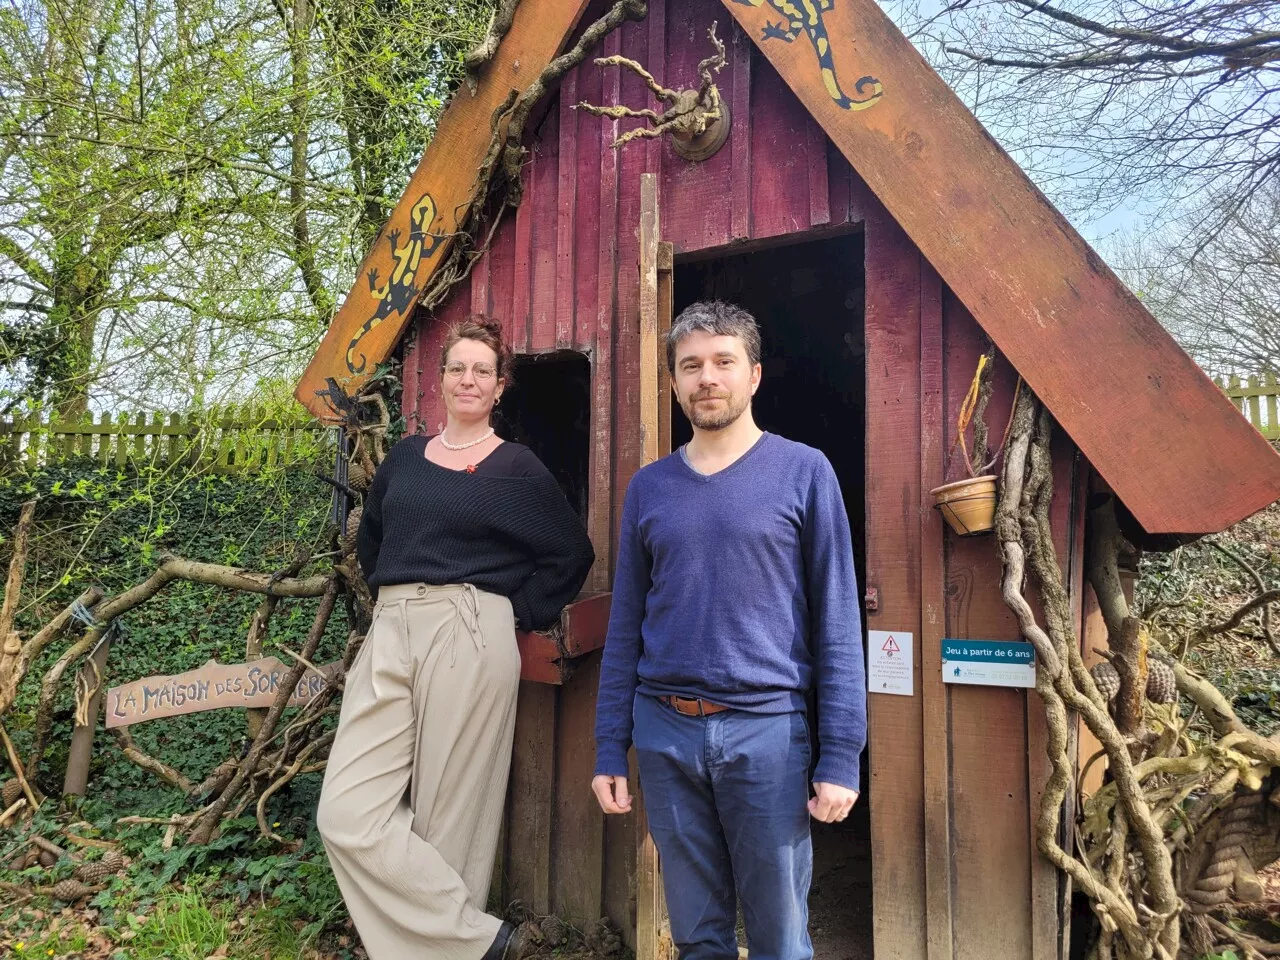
808, 782, 859, 823
592, 775, 632, 815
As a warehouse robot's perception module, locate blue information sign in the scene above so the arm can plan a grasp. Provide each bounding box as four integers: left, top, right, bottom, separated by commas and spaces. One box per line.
941, 639, 1036, 689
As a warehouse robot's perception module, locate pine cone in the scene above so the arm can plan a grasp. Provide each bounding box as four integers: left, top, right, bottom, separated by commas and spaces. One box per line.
102, 849, 125, 873
2, 778, 22, 807
343, 506, 363, 556
75, 860, 115, 885
1091, 659, 1177, 705
1146, 659, 1177, 704
1091, 661, 1121, 702
50, 878, 93, 901
539, 915, 567, 948
347, 461, 371, 491
585, 918, 623, 956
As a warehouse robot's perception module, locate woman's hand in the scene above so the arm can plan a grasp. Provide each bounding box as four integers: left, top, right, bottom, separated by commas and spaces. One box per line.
592, 774, 632, 814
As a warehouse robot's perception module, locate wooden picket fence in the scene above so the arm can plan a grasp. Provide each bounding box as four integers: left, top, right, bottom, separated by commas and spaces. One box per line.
0, 406, 333, 474
1217, 373, 1280, 441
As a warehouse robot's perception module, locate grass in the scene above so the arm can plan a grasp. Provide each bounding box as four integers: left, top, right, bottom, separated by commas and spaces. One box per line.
2, 882, 357, 960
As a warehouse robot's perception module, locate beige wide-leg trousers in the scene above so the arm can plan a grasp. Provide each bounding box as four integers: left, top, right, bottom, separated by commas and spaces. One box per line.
318, 582, 521, 960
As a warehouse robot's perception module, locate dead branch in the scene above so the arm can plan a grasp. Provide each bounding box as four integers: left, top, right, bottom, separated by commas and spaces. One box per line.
0, 798, 25, 826
150, 554, 331, 600
1088, 492, 1130, 641
970, 344, 996, 469
997, 394, 1146, 951
256, 729, 334, 842
188, 577, 340, 844
26, 632, 95, 781
1, 722, 38, 811
4, 587, 104, 715
574, 21, 727, 151
188, 756, 239, 803
245, 550, 310, 739
0, 501, 36, 639
491, 0, 648, 200
1205, 589, 1280, 639
998, 390, 1181, 958
1210, 541, 1279, 655
464, 0, 520, 88
59, 831, 118, 851
109, 728, 194, 794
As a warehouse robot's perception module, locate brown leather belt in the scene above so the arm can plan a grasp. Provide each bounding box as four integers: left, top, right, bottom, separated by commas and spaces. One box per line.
659, 695, 731, 717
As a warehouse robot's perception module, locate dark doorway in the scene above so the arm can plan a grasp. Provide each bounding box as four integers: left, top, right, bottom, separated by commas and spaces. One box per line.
674, 231, 872, 960
492, 350, 592, 520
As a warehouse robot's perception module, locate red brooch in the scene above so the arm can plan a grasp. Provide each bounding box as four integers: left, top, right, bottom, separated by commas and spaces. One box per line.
465, 464, 477, 474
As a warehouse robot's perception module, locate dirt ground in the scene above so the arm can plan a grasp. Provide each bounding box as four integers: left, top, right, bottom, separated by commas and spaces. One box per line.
731, 800, 874, 960
808, 803, 874, 960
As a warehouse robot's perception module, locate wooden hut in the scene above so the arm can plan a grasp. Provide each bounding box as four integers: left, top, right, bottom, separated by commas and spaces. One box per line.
296, 1, 1280, 957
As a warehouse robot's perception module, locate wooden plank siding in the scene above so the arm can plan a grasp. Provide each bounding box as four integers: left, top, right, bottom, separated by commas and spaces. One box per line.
401, 0, 864, 940
862, 183, 1089, 960
400, 1, 1098, 953
863, 181, 928, 960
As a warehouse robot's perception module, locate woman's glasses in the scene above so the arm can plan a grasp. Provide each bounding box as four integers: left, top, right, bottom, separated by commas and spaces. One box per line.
442, 362, 497, 382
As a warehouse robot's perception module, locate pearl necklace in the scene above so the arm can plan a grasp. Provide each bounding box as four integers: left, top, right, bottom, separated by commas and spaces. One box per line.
439, 427, 495, 451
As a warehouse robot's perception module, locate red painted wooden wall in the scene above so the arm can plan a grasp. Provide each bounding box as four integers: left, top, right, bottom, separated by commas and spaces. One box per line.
402, 1, 1089, 956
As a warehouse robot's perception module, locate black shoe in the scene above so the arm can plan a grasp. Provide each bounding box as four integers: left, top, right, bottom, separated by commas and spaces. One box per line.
483, 921, 532, 960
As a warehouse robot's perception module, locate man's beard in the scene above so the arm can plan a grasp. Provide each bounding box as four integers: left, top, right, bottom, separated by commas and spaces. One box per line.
680, 389, 751, 431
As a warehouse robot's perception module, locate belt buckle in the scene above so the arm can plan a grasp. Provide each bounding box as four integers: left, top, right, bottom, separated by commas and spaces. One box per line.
675, 696, 705, 717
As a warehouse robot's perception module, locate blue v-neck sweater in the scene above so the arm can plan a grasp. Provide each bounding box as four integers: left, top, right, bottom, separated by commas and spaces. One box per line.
593, 433, 867, 790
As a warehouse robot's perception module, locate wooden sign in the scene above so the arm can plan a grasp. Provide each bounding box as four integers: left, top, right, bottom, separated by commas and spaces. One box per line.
293, 1, 593, 420
105, 657, 341, 729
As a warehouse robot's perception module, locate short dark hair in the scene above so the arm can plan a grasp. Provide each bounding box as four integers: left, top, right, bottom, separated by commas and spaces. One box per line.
666, 301, 762, 373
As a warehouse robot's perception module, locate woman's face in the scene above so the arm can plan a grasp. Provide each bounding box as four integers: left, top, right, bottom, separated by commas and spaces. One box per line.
441, 338, 505, 422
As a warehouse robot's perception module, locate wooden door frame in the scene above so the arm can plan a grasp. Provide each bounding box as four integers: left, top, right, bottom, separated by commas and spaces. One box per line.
635, 172, 676, 960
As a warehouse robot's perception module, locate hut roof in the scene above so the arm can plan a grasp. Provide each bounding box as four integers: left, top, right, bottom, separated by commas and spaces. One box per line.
297, 0, 1280, 536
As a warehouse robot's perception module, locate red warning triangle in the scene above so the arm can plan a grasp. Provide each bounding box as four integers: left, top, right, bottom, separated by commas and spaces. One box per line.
881, 635, 901, 653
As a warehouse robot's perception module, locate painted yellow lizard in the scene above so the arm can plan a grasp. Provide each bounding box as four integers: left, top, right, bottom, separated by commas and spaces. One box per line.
733, 0, 883, 111
346, 192, 443, 374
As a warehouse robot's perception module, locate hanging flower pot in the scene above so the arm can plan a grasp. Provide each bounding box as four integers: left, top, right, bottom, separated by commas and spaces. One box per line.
931, 474, 999, 536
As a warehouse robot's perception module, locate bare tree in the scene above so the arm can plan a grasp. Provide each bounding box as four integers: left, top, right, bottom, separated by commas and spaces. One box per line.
894, 0, 1280, 236
1105, 184, 1280, 377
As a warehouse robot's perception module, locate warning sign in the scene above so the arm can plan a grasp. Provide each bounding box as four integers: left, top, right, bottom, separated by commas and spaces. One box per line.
868, 630, 913, 696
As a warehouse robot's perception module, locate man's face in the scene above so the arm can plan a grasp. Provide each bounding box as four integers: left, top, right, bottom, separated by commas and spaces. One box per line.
672, 330, 761, 431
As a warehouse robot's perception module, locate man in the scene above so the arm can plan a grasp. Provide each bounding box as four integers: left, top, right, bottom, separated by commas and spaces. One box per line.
592, 301, 867, 960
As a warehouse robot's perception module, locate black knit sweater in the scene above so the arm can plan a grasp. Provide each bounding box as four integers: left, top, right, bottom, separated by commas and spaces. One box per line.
357, 435, 595, 631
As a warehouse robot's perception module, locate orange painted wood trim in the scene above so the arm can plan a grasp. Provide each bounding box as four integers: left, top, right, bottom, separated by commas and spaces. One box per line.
295, 1, 593, 419
719, 0, 1280, 534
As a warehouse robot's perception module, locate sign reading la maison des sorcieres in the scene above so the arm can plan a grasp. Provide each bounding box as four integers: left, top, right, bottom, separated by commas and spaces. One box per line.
105, 656, 341, 729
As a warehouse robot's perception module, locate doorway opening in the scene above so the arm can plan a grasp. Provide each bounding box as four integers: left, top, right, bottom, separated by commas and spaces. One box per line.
674, 231, 872, 960
492, 350, 592, 520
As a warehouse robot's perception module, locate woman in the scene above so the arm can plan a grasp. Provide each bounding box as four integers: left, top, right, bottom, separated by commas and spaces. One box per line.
318, 315, 595, 960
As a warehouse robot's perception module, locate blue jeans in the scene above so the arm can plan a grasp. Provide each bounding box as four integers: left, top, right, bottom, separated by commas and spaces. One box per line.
632, 695, 814, 960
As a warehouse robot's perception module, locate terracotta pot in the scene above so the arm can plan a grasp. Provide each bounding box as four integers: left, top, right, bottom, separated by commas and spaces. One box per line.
930, 475, 999, 536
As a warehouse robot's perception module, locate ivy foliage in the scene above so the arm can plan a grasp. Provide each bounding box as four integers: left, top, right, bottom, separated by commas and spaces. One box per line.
0, 453, 346, 808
